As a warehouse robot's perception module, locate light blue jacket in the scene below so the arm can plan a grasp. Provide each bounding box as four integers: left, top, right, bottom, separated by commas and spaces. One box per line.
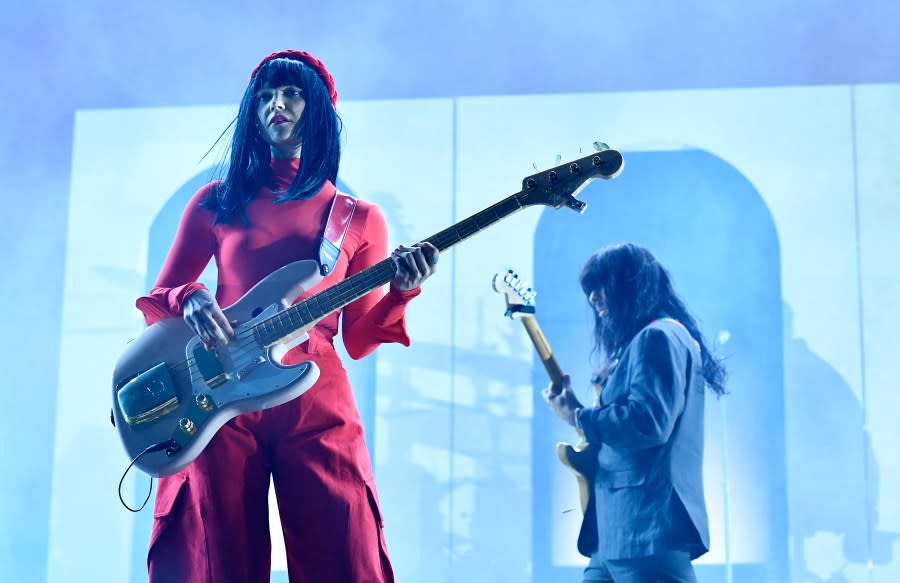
576, 318, 710, 560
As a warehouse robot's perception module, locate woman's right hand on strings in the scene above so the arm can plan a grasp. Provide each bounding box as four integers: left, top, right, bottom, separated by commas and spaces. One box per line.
183, 288, 235, 350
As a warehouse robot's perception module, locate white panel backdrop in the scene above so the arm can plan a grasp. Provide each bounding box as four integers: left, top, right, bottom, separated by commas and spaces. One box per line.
50, 84, 900, 582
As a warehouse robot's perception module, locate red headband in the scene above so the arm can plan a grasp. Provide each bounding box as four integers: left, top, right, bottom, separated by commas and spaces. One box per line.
250, 50, 338, 107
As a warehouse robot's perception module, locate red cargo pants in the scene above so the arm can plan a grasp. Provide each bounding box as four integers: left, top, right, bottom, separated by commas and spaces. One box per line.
147, 337, 393, 583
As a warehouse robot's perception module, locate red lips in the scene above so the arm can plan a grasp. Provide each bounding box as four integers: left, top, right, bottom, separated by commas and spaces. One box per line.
269, 114, 290, 126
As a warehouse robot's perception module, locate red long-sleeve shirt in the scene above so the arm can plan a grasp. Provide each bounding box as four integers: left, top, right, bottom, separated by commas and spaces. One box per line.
136, 157, 419, 359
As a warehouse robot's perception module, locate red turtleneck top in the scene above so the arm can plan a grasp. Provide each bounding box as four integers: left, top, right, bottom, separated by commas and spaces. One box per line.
136, 157, 420, 360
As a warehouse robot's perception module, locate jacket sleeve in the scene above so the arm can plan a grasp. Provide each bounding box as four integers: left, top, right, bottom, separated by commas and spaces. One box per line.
576, 327, 687, 449
135, 185, 217, 326
340, 202, 421, 360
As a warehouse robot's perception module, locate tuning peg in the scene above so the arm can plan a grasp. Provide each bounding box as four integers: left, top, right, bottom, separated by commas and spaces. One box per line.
532, 162, 540, 171
554, 154, 562, 165
592, 141, 610, 152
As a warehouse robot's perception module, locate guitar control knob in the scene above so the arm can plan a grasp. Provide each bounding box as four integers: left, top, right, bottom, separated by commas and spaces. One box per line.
178, 417, 197, 436
195, 394, 214, 411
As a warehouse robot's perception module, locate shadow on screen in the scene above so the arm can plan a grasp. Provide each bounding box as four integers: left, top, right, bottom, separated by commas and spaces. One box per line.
783, 302, 896, 582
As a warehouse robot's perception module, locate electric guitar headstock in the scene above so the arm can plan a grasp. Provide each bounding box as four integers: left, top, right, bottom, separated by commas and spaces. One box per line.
492, 268, 566, 384
492, 269, 537, 320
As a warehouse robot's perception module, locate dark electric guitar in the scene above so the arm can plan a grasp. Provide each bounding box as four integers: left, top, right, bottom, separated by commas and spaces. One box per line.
112, 147, 624, 477
492, 269, 600, 515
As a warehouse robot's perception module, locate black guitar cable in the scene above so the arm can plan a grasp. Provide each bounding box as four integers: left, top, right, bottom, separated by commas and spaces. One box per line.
117, 440, 176, 512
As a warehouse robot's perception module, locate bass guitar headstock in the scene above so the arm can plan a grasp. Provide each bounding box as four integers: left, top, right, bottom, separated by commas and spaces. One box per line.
518, 143, 624, 213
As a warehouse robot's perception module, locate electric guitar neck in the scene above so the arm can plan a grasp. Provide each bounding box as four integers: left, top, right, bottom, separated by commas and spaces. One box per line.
492, 269, 598, 515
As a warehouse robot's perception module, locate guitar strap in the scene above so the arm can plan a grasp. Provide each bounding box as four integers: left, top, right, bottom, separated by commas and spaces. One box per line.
318, 191, 358, 276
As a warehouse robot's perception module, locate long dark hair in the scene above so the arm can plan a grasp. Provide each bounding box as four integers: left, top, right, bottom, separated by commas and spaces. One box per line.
579, 243, 727, 395
201, 57, 343, 224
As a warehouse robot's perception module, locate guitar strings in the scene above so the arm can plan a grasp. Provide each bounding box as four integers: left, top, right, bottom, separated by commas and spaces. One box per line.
143, 190, 529, 380
151, 259, 403, 377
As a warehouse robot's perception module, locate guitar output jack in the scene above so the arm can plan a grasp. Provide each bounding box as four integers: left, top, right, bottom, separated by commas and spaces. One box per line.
178, 417, 197, 436
195, 394, 214, 411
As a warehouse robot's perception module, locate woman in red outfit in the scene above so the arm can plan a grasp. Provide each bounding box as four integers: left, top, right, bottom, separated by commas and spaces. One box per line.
136, 50, 438, 583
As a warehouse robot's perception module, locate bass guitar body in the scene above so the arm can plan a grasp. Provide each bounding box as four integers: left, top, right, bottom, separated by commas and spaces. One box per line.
112, 260, 324, 477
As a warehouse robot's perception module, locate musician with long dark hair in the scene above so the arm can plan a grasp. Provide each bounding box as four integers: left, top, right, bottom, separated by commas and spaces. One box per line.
545, 243, 725, 582
135, 49, 437, 582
